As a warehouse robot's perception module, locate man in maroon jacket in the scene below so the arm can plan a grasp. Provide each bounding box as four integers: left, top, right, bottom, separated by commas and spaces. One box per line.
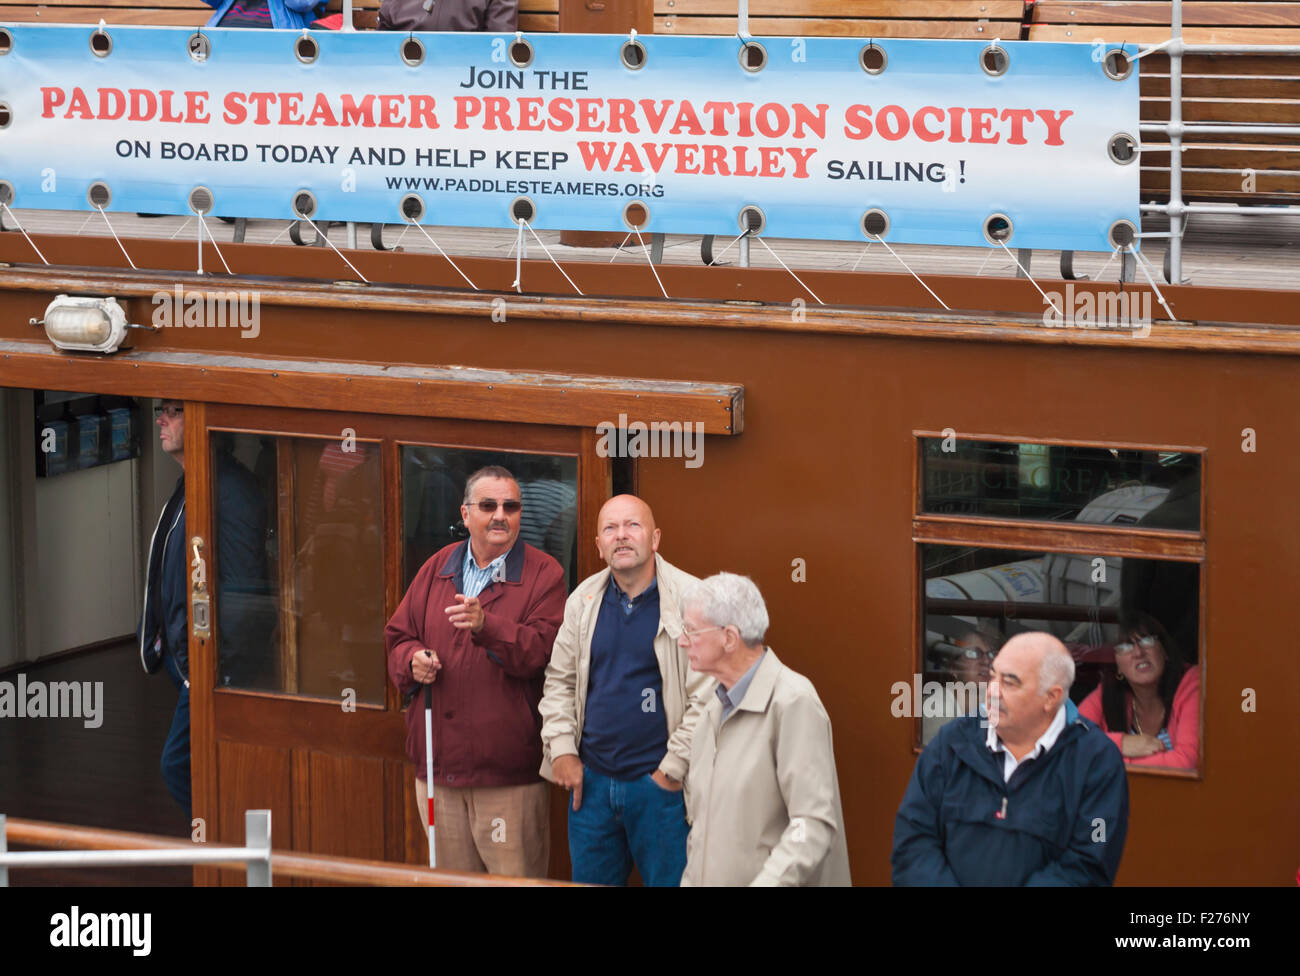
386, 465, 565, 877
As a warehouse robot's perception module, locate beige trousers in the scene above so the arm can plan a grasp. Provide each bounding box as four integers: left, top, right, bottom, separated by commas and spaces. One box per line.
415, 778, 550, 878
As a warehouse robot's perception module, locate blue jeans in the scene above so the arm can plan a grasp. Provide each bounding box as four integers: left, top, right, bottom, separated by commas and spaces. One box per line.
568, 765, 688, 886
161, 653, 192, 821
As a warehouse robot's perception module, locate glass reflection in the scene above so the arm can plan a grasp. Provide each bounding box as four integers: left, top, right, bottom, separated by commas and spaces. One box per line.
401, 446, 578, 592
922, 440, 1200, 530
212, 432, 386, 704
920, 544, 1200, 771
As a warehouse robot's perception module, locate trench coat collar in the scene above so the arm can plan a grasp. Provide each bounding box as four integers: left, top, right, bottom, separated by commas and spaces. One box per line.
732, 646, 781, 715
436, 534, 528, 605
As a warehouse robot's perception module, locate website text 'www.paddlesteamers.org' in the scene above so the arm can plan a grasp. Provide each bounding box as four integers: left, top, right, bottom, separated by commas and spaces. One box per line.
383, 176, 658, 197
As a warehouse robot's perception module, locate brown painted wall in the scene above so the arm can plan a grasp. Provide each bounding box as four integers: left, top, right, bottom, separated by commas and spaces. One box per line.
5, 291, 1298, 884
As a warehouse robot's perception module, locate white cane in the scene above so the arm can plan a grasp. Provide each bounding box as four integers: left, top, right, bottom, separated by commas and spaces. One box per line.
424, 681, 436, 868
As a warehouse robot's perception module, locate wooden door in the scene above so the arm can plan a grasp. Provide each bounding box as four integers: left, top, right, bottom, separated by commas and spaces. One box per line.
185, 403, 602, 882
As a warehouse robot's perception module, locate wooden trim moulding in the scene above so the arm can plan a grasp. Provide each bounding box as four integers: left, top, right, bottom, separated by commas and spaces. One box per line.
4, 246, 1300, 350
912, 516, 1206, 560
0, 340, 742, 435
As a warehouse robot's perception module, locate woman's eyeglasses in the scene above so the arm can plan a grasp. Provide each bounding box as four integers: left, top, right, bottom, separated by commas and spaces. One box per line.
1115, 634, 1159, 654
470, 499, 522, 514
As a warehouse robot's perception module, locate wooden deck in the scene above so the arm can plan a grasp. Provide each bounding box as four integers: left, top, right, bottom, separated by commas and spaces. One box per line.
4, 208, 1298, 293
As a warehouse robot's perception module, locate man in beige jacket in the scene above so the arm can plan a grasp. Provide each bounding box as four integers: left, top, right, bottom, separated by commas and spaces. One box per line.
539, 495, 710, 885
680, 572, 851, 886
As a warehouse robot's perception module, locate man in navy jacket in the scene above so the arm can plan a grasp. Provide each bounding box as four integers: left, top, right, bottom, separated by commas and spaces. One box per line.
892, 632, 1128, 885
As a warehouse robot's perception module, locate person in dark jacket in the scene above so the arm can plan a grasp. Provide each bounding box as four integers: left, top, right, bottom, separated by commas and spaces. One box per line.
386, 465, 565, 877
139, 400, 267, 821
891, 631, 1129, 886
378, 0, 517, 32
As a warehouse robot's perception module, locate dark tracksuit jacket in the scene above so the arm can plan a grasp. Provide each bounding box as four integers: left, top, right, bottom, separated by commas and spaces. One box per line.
891, 699, 1129, 886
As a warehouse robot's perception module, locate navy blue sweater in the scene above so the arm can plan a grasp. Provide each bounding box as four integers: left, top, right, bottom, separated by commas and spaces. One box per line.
891, 699, 1129, 886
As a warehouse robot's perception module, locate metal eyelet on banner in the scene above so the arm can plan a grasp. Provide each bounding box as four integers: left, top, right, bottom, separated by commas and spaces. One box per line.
292, 190, 317, 219
400, 193, 425, 223
0, 28, 14, 55
1109, 220, 1138, 251
983, 213, 1014, 245
738, 38, 767, 73
509, 32, 533, 69
510, 196, 536, 223
1103, 48, 1133, 81
189, 186, 214, 216
1109, 132, 1138, 165
87, 182, 112, 210
738, 205, 765, 235
980, 40, 1008, 77
401, 35, 424, 67
90, 27, 112, 58
620, 29, 647, 71
0, 102, 10, 129
860, 42, 887, 75
861, 209, 890, 240
623, 201, 650, 231
188, 30, 210, 63
295, 31, 319, 65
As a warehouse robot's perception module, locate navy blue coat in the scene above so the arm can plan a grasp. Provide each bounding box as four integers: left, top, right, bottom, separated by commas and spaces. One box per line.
891, 699, 1129, 886
139, 452, 269, 685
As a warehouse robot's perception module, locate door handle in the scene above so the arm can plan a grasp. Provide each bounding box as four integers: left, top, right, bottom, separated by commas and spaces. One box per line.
191, 536, 211, 639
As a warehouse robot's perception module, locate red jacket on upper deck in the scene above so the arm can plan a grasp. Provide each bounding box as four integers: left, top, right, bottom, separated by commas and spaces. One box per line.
386, 536, 565, 787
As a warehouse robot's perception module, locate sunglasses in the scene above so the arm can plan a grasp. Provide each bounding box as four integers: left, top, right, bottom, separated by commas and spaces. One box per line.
1115, 634, 1159, 655
154, 404, 184, 419
469, 498, 522, 514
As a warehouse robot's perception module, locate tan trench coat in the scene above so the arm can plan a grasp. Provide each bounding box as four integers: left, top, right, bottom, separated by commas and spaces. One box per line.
682, 649, 852, 886
538, 553, 711, 786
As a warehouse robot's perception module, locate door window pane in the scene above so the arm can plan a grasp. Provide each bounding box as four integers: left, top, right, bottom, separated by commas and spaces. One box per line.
920, 543, 1200, 772
401, 446, 579, 591
921, 440, 1200, 530
213, 432, 386, 704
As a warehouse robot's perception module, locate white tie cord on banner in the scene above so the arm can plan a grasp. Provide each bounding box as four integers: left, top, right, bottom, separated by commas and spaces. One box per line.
196, 213, 234, 276
870, 233, 951, 311
0, 202, 50, 265
996, 238, 1060, 317
96, 206, 138, 270
754, 236, 823, 306
1127, 245, 1177, 321
632, 226, 669, 300
410, 221, 479, 291
511, 218, 584, 296
297, 214, 369, 283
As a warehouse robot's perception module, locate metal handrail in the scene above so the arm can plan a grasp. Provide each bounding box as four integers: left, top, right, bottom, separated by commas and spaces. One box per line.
1, 811, 272, 887
0, 814, 576, 886
1137, 0, 1300, 283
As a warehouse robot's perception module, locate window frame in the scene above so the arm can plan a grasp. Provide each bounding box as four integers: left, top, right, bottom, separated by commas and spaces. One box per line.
911, 429, 1206, 780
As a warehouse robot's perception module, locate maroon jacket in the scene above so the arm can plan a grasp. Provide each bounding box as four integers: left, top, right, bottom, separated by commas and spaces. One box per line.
386, 536, 565, 787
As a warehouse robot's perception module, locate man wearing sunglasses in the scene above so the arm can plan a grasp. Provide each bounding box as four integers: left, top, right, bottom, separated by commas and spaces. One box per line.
386, 465, 566, 877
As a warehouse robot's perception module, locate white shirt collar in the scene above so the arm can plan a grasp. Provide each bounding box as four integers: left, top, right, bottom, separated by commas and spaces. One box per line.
987, 703, 1067, 782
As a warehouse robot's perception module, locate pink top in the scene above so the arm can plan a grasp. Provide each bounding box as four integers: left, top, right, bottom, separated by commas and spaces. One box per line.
1078, 665, 1200, 769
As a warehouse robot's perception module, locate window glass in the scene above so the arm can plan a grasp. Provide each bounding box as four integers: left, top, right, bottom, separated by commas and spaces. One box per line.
921, 440, 1200, 530
920, 543, 1200, 772
401, 446, 579, 592
212, 432, 386, 704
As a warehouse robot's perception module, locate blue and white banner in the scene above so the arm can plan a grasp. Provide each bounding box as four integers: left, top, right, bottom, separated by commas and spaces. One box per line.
0, 25, 1139, 250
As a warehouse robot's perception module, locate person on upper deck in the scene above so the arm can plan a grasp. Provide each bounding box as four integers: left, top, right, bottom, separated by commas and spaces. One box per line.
378, 0, 518, 31
201, 0, 324, 29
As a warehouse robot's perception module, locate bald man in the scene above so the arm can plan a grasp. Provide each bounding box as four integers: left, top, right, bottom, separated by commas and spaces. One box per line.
539, 495, 709, 885
892, 632, 1129, 885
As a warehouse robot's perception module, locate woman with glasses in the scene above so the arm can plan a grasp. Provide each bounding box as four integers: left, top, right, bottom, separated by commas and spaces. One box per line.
1079, 611, 1200, 769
